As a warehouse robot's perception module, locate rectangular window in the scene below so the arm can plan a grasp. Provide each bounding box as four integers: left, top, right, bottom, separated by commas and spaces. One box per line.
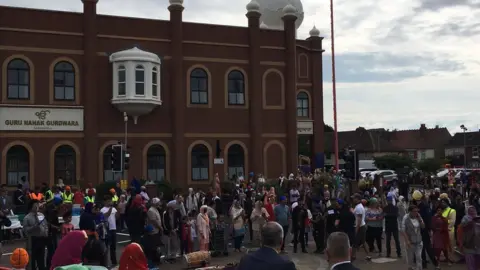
135, 69, 144, 95
118, 68, 126, 96
473, 146, 479, 158
152, 71, 158, 97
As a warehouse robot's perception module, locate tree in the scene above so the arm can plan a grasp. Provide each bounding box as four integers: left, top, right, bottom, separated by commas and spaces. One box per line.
416, 158, 445, 173
373, 154, 414, 171
324, 124, 334, 132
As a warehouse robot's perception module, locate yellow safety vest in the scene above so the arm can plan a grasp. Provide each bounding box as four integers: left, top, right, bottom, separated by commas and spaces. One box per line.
45, 190, 53, 202
62, 193, 73, 203
112, 195, 119, 203
85, 196, 94, 203
442, 207, 456, 231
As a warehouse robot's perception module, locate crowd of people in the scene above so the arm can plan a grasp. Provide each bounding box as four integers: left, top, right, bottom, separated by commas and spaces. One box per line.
0, 168, 478, 270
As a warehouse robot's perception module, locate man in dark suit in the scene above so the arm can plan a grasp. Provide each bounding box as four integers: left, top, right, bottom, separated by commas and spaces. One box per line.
326, 232, 359, 270
237, 221, 296, 270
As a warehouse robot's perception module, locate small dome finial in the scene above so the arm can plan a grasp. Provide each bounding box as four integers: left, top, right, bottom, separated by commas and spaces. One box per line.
309, 25, 320, 37
246, 0, 260, 12
260, 22, 268, 29
282, 3, 298, 17
169, 0, 183, 6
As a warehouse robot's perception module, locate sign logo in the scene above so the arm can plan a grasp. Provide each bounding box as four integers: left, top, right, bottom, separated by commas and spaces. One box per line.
35, 110, 50, 120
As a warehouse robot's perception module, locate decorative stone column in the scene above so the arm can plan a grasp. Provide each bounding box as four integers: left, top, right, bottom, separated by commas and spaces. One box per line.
168, 0, 186, 184
307, 26, 325, 168
81, 0, 99, 185
246, 1, 263, 176
282, 4, 299, 174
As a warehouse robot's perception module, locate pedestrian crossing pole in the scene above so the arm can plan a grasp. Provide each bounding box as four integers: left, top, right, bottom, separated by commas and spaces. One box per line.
123, 112, 128, 180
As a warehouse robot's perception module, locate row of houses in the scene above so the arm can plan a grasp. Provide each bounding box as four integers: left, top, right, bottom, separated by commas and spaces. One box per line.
324, 124, 480, 168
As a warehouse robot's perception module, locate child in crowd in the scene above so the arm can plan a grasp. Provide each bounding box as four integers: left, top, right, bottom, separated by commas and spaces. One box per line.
182, 216, 191, 254
117, 195, 127, 231
189, 210, 198, 252
61, 211, 75, 237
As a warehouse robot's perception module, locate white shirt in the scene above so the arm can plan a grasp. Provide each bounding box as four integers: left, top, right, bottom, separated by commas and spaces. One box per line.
100, 207, 117, 230
387, 191, 397, 206
330, 261, 351, 270
353, 203, 366, 227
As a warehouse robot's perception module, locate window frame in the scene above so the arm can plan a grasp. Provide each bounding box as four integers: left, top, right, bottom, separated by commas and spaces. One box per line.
190, 68, 209, 105
227, 70, 245, 105
118, 65, 126, 96
227, 144, 245, 179
5, 145, 29, 186
152, 66, 158, 97
6, 59, 30, 100
53, 61, 75, 101
191, 144, 209, 181
54, 145, 76, 185
296, 91, 309, 117
147, 145, 166, 182
135, 64, 145, 96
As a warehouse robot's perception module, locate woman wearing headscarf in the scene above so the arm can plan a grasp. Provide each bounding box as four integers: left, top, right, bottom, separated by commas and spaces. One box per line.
230, 199, 245, 252
197, 205, 210, 251
118, 243, 148, 270
126, 194, 147, 243
460, 206, 480, 270
250, 201, 269, 247
50, 231, 88, 269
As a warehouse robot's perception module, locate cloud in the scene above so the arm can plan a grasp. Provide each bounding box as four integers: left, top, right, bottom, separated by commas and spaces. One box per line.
2, 0, 480, 135
323, 52, 465, 83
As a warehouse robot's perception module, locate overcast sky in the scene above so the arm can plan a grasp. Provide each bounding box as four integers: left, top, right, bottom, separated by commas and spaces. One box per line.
2, 0, 479, 134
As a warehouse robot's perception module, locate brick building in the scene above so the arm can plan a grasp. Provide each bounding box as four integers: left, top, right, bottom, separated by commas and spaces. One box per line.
0, 0, 325, 188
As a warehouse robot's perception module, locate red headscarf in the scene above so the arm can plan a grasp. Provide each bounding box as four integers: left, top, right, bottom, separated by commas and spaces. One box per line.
119, 243, 148, 270
50, 230, 88, 270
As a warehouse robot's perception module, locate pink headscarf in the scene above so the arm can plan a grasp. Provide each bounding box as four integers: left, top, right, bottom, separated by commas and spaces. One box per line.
50, 230, 88, 269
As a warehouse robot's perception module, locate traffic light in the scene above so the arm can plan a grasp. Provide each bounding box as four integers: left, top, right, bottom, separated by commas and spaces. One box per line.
111, 144, 123, 172
123, 148, 130, 170
343, 149, 359, 179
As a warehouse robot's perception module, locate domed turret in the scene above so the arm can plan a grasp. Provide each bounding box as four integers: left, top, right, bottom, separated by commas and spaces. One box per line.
246, 0, 260, 12
309, 25, 320, 37
169, 0, 183, 6
260, 22, 268, 29
282, 4, 297, 16
257, 0, 304, 30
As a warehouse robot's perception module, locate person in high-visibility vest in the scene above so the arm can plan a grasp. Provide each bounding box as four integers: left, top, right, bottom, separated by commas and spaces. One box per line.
43, 185, 54, 203
440, 197, 457, 251
110, 188, 119, 204
84, 189, 95, 205
62, 186, 73, 204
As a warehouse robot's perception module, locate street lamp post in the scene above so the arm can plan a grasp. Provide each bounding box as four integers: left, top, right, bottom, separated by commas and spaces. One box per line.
123, 112, 128, 179
460, 124, 467, 167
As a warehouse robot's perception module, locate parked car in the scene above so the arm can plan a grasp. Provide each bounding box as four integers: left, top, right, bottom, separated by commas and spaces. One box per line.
360, 168, 376, 178
368, 170, 398, 182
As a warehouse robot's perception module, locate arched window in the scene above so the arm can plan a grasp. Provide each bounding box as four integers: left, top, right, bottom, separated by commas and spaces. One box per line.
296, 92, 309, 117
7, 59, 30, 99
152, 67, 158, 97
191, 144, 209, 181
6, 145, 29, 186
190, 68, 208, 104
103, 145, 122, 182
54, 61, 75, 101
147, 144, 166, 182
227, 144, 245, 180
135, 65, 145, 95
227, 70, 245, 105
54, 145, 76, 185
118, 65, 126, 96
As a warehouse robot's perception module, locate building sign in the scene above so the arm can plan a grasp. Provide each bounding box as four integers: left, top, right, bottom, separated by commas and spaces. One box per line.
297, 120, 313, 135
0, 106, 84, 131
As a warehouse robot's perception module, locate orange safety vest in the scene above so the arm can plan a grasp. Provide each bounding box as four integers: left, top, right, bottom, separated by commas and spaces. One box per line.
30, 193, 43, 201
